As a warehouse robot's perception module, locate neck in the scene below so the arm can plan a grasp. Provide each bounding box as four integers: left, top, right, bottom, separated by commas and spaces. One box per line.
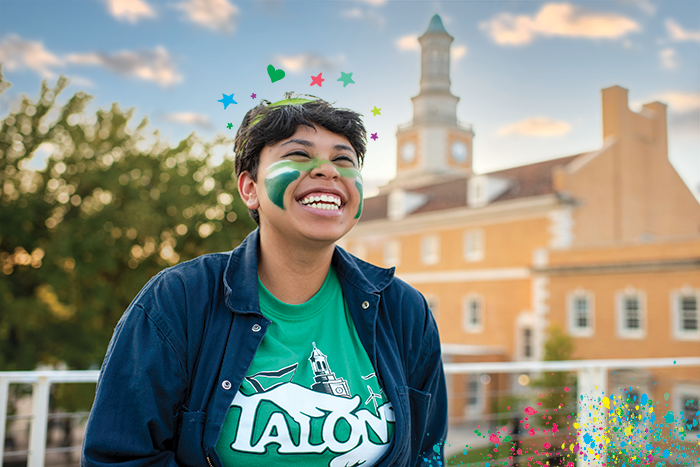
257, 225, 335, 305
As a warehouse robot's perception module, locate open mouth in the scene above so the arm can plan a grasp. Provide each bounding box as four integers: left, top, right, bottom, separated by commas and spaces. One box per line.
297, 193, 343, 211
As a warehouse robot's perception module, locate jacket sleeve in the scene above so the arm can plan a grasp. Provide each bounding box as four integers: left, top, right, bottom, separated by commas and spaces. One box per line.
81, 296, 188, 467
410, 298, 449, 467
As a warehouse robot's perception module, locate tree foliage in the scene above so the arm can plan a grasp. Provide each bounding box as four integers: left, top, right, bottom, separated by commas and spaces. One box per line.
532, 325, 577, 427
0, 69, 256, 381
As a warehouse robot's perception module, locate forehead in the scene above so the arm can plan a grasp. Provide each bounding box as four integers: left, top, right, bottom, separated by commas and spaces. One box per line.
274, 124, 353, 150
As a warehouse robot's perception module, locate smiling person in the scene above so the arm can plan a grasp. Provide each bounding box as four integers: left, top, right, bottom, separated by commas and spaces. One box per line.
82, 95, 447, 467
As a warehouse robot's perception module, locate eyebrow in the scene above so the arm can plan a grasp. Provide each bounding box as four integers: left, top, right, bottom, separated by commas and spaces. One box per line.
280, 139, 357, 156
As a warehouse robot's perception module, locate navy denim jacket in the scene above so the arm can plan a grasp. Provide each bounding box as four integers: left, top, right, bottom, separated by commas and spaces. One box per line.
82, 229, 448, 467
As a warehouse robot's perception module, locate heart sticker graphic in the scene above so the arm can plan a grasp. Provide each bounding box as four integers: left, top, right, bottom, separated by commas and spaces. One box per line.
267, 65, 285, 83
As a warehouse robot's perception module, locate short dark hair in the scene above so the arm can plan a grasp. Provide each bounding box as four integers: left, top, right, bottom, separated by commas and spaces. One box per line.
233, 95, 367, 225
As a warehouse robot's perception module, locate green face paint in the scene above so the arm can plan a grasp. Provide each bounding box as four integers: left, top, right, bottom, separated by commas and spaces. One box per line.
263, 157, 363, 218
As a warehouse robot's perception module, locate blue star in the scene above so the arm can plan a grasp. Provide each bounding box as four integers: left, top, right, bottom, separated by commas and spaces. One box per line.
218, 93, 237, 109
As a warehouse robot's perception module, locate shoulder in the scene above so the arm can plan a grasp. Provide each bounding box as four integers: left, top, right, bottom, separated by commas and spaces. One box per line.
134, 252, 231, 308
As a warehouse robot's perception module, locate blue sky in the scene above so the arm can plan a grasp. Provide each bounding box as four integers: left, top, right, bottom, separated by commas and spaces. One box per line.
1, 0, 698, 198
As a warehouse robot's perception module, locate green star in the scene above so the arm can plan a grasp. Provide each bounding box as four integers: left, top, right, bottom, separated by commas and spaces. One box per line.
371, 106, 381, 116
337, 71, 355, 88
226, 123, 233, 129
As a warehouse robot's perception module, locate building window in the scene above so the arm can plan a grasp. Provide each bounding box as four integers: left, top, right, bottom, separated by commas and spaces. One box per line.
384, 239, 401, 267
463, 294, 484, 333
465, 374, 484, 415
523, 328, 533, 358
426, 293, 439, 322
616, 289, 646, 339
464, 230, 484, 262
567, 290, 594, 337
351, 242, 367, 260
421, 235, 440, 265
672, 289, 700, 340
674, 386, 700, 433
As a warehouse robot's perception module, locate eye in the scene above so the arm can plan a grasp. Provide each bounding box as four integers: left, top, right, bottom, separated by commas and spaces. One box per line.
334, 155, 356, 167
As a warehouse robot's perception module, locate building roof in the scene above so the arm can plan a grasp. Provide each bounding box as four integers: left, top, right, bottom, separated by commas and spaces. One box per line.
359, 154, 584, 222
424, 14, 448, 34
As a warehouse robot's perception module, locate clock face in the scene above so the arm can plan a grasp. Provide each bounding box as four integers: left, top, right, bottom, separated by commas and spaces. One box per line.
401, 142, 416, 164
451, 141, 468, 163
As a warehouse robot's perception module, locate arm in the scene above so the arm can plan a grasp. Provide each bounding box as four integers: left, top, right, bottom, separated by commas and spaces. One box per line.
81, 299, 188, 467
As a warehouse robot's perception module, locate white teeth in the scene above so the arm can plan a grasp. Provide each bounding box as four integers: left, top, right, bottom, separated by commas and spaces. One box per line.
320, 194, 328, 202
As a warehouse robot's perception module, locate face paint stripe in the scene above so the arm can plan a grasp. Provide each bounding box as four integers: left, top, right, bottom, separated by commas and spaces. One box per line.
263, 157, 363, 215
265, 170, 301, 210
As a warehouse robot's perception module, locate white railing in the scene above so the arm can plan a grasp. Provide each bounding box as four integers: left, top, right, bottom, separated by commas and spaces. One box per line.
1, 357, 698, 467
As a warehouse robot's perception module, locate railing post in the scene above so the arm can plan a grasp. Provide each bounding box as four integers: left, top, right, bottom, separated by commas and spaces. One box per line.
0, 377, 9, 465
576, 366, 607, 467
27, 375, 50, 467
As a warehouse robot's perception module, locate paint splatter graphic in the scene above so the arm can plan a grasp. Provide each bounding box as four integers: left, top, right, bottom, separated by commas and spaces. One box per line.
419, 384, 700, 467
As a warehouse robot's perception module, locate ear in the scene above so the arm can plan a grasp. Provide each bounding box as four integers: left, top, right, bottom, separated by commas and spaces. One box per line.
238, 171, 260, 210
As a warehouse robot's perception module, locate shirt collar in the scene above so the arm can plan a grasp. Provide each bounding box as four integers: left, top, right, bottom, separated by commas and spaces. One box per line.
223, 228, 395, 314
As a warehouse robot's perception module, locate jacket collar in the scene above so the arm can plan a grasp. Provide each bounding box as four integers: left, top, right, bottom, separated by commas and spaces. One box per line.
223, 228, 395, 314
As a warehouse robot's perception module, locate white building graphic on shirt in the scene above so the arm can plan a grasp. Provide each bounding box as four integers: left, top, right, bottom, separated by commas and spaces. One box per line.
308, 342, 351, 398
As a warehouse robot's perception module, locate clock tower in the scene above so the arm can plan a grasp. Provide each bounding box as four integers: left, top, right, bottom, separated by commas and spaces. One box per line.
394, 14, 474, 187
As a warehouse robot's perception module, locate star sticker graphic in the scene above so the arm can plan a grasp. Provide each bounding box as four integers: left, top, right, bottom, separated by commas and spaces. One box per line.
226, 123, 233, 129
251, 93, 257, 99
371, 106, 381, 116
310, 72, 325, 87
337, 71, 355, 88
218, 93, 237, 109
370, 133, 378, 141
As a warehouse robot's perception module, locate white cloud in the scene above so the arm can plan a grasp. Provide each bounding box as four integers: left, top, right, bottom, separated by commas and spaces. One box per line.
480, 3, 640, 46
176, 0, 239, 33
0, 34, 182, 87
659, 47, 677, 70
105, 0, 155, 23
396, 34, 419, 51
358, 0, 387, 4
0, 34, 62, 78
640, 91, 700, 113
497, 117, 572, 137
273, 53, 344, 74
163, 112, 212, 128
451, 45, 468, 62
666, 19, 700, 42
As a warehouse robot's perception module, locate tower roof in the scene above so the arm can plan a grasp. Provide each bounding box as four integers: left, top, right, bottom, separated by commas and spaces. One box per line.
425, 14, 448, 34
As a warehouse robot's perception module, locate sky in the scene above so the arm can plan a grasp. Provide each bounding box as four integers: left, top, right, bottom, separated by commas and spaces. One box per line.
1, 0, 698, 198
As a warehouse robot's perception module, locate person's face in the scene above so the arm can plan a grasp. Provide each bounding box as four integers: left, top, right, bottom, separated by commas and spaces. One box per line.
238, 124, 363, 244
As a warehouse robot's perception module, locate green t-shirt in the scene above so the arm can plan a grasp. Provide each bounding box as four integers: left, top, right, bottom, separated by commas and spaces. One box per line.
215, 266, 395, 467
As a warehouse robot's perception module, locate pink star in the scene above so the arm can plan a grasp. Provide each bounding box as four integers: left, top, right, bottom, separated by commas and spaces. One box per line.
251, 93, 257, 99
310, 73, 325, 87
370, 133, 378, 141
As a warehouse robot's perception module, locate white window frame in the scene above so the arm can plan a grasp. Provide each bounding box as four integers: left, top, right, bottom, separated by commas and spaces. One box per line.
616, 288, 647, 339
462, 293, 484, 333
383, 239, 401, 267
463, 229, 484, 262
671, 287, 700, 341
421, 235, 440, 265
673, 384, 700, 434
464, 374, 485, 416
567, 289, 595, 337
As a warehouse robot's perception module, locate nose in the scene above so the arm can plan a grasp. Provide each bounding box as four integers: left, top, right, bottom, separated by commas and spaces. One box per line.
310, 160, 340, 180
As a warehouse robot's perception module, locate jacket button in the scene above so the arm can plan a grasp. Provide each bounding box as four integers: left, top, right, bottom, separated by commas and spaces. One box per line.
222, 380, 232, 390
362, 301, 369, 309
252, 324, 261, 332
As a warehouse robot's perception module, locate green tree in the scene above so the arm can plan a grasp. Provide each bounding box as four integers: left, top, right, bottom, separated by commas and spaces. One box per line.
532, 325, 576, 428
0, 68, 256, 377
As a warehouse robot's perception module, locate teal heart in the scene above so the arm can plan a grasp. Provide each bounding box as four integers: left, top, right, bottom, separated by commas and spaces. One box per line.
267, 65, 285, 83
